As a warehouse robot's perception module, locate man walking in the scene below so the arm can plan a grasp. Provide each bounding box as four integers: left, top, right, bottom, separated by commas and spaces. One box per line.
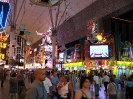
25, 69, 48, 99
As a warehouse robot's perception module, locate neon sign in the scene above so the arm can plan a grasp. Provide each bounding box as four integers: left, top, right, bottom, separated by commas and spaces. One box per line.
0, 53, 5, 59
0, 42, 7, 48
36, 28, 53, 68
0, 33, 7, 60
0, 1, 10, 29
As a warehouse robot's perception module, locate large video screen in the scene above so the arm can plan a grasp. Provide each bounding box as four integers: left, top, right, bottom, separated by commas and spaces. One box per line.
89, 44, 109, 59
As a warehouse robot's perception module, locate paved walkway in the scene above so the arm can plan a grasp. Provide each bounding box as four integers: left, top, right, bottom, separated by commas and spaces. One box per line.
0, 78, 126, 99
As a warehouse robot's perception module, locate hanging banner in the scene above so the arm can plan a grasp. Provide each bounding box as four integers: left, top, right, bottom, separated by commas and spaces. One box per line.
0, 1, 10, 29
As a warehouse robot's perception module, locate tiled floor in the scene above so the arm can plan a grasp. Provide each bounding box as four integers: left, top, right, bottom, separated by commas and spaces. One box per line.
0, 78, 126, 99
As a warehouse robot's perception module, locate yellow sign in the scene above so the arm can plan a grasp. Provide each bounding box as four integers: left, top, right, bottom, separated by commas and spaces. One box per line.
0, 53, 5, 59
0, 42, 7, 48
63, 62, 83, 67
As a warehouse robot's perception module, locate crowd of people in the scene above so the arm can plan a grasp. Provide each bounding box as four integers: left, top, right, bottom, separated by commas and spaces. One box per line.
0, 68, 133, 99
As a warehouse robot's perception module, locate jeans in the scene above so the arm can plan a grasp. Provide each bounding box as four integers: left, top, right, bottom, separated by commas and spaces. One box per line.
94, 84, 99, 95
104, 82, 109, 92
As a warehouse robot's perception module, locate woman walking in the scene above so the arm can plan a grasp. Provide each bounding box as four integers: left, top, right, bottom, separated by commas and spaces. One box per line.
75, 77, 92, 99
60, 75, 73, 99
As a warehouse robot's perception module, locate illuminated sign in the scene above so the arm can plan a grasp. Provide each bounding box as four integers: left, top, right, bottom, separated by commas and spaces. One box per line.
37, 29, 52, 66
85, 60, 114, 67
0, 53, 4, 59
44, 45, 52, 52
0, 42, 7, 48
0, 1, 10, 29
0, 41, 7, 60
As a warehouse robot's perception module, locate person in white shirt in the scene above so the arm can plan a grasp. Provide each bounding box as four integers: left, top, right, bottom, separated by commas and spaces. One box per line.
103, 72, 110, 93
43, 77, 52, 97
93, 72, 100, 97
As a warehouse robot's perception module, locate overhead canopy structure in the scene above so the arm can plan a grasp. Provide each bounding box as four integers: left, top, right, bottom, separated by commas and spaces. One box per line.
5, 0, 97, 44
4, 0, 133, 45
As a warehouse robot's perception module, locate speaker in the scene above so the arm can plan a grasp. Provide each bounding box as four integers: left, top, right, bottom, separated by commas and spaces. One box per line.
41, 0, 49, 2
19, 31, 24, 35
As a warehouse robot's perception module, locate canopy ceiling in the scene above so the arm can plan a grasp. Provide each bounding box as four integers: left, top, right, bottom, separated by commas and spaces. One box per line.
6, 0, 97, 44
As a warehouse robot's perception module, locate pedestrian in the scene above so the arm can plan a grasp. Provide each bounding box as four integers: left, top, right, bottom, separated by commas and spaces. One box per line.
107, 77, 117, 99
113, 75, 120, 90
75, 77, 92, 99
103, 72, 110, 93
51, 71, 59, 99
125, 77, 133, 99
57, 75, 64, 99
93, 72, 100, 97
120, 74, 125, 90
60, 75, 73, 99
25, 69, 48, 99
18, 71, 27, 99
9, 72, 18, 99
